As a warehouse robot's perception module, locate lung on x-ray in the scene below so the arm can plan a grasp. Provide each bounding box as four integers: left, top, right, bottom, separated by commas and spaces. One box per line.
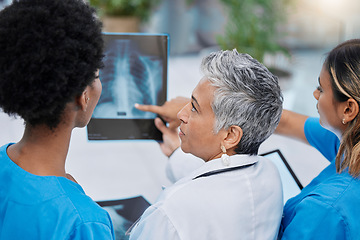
87, 33, 168, 140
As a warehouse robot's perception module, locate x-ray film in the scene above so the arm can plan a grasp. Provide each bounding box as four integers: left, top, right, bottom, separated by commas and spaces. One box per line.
87, 33, 168, 140
97, 196, 150, 239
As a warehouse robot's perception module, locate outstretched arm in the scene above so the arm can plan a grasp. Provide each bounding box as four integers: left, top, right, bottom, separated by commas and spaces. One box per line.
135, 97, 190, 129
275, 110, 309, 144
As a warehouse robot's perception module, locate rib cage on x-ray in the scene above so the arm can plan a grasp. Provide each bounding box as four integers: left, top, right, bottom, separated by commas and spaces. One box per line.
93, 39, 162, 119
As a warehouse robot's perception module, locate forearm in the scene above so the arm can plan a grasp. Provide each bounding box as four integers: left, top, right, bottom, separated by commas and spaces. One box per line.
275, 110, 309, 144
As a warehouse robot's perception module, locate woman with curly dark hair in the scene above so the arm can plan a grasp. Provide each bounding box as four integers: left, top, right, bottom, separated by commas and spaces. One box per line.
0, 0, 115, 239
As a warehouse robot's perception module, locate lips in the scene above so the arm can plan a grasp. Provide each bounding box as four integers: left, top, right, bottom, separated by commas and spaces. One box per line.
179, 127, 185, 137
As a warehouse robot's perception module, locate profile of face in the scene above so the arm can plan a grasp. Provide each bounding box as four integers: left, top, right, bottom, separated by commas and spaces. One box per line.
313, 65, 344, 135
86, 76, 102, 119
177, 78, 226, 161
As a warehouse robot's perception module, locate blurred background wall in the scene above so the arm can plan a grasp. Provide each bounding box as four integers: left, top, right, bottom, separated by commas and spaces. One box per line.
282, 0, 360, 49
2, 0, 358, 56
0, 0, 10, 9
141, 0, 360, 55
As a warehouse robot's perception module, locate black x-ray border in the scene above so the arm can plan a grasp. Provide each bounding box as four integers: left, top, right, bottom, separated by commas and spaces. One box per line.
260, 149, 303, 190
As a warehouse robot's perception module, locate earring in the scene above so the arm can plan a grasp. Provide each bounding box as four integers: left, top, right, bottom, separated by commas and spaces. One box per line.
221, 145, 230, 166
342, 119, 346, 125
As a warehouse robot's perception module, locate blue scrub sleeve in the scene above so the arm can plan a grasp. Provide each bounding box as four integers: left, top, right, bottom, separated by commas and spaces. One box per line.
66, 222, 115, 240
281, 197, 348, 240
304, 117, 340, 162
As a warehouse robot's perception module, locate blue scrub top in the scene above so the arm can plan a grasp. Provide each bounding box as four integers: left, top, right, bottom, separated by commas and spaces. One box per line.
0, 143, 115, 240
279, 118, 360, 239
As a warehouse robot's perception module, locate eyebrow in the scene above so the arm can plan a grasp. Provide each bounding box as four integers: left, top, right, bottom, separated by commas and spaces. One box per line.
318, 77, 322, 86
191, 95, 200, 110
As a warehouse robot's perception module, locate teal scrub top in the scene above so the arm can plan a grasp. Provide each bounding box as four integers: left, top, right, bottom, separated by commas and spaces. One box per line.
0, 143, 115, 240
279, 118, 360, 239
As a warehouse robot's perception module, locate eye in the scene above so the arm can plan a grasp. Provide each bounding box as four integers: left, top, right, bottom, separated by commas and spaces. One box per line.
191, 102, 197, 112
316, 86, 323, 93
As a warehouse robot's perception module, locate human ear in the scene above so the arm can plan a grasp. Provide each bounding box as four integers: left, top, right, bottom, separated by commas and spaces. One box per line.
223, 125, 243, 150
342, 98, 359, 123
76, 88, 90, 112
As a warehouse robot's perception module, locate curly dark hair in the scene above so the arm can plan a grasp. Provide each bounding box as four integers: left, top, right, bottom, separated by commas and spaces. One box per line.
0, 0, 104, 128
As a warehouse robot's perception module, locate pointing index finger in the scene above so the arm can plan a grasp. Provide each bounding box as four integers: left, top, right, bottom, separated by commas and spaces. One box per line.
135, 103, 163, 115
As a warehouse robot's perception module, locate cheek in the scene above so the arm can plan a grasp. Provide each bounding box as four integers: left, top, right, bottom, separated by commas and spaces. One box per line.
96, 82, 102, 101
195, 125, 220, 151
317, 100, 327, 119
316, 95, 326, 113
318, 100, 335, 127
186, 121, 210, 146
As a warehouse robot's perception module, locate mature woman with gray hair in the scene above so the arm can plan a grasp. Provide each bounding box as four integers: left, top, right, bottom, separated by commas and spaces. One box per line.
131, 49, 284, 239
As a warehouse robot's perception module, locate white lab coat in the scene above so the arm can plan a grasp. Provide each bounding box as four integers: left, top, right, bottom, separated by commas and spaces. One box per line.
165, 148, 204, 183
129, 151, 283, 240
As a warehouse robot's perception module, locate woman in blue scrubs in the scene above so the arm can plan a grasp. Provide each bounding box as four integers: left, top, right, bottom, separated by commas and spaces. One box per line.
0, 0, 114, 239
276, 39, 360, 239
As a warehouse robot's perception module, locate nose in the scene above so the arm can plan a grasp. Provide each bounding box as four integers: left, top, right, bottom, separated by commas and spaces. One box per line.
313, 88, 320, 100
177, 102, 190, 123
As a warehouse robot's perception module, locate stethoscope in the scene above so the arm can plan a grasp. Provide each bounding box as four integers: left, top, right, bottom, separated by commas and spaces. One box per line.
192, 162, 256, 180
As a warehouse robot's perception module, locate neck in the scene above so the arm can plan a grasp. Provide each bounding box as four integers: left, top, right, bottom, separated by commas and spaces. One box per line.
7, 123, 73, 177
206, 148, 237, 162
325, 125, 343, 141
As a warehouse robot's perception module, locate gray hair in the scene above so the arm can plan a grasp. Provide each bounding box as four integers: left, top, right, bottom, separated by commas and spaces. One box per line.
201, 49, 283, 155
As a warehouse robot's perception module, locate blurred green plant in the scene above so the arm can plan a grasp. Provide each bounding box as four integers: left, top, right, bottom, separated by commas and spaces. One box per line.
216, 0, 291, 63
89, 0, 161, 21
186, 0, 291, 63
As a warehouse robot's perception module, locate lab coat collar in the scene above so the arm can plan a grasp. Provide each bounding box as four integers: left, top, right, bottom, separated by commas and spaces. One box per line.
189, 154, 260, 181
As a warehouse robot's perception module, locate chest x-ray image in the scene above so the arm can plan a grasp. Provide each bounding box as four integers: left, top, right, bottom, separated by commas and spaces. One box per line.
87, 33, 168, 140
93, 36, 164, 119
